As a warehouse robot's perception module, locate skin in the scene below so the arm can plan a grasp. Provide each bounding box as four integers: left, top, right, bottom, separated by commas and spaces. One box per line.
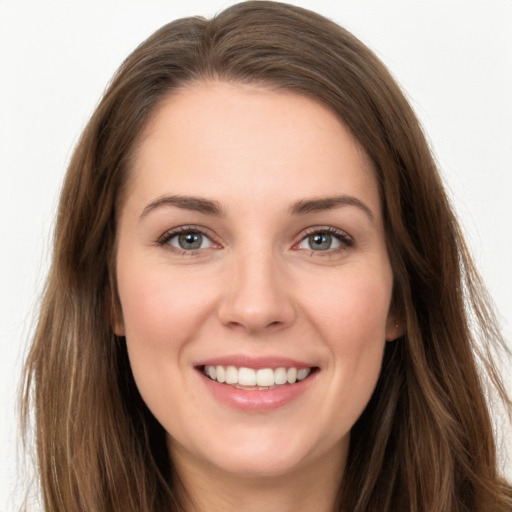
114, 81, 400, 512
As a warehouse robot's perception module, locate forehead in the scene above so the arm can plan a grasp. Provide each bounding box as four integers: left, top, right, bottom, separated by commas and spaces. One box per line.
125, 81, 379, 214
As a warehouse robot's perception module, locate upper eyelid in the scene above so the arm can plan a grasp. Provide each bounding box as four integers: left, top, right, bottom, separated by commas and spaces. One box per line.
157, 225, 219, 245
296, 225, 352, 241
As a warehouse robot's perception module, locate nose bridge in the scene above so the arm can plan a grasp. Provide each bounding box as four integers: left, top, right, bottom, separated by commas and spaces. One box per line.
218, 241, 295, 332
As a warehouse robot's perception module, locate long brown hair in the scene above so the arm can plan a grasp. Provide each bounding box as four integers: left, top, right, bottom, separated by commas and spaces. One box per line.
22, 2, 511, 510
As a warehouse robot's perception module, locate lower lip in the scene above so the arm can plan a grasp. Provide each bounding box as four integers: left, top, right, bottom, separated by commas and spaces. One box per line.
198, 370, 317, 412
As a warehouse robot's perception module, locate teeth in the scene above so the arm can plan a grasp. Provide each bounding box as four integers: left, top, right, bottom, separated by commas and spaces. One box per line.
216, 365, 225, 383
287, 367, 297, 384
256, 368, 274, 387
297, 368, 310, 381
274, 367, 288, 385
239, 367, 257, 386
225, 366, 238, 384
203, 365, 312, 387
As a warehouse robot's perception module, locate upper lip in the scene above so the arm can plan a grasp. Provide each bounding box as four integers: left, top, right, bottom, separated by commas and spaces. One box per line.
194, 355, 317, 370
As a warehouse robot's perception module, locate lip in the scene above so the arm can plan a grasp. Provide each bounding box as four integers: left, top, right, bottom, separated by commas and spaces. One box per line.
194, 355, 314, 370
195, 356, 319, 413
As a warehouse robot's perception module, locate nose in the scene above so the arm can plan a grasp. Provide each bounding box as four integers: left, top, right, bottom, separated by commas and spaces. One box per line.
217, 249, 296, 334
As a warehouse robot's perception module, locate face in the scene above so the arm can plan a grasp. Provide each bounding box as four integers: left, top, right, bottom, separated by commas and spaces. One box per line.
114, 81, 399, 482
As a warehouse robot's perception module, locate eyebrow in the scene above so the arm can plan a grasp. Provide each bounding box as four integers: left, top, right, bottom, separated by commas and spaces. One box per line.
289, 195, 374, 221
140, 193, 374, 221
140, 195, 225, 218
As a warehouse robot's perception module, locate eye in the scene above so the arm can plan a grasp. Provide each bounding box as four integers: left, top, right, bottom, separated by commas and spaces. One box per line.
172, 232, 211, 250
300, 232, 340, 251
158, 228, 216, 252
296, 228, 352, 252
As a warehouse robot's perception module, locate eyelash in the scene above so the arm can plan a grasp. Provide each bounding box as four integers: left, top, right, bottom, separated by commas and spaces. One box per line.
156, 225, 219, 255
295, 226, 353, 256
156, 225, 353, 256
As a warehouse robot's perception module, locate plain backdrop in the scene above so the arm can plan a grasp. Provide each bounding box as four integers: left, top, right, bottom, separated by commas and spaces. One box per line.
1, 1, 511, 510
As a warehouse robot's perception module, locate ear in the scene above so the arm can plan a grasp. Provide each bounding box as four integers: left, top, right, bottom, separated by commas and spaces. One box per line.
111, 292, 125, 336
106, 273, 125, 337
385, 314, 404, 342
113, 312, 125, 337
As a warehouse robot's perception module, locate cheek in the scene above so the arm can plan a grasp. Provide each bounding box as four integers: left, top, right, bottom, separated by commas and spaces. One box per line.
117, 263, 217, 348
299, 267, 392, 420
116, 264, 219, 424
303, 266, 392, 343
334, 274, 391, 373
115, 262, 221, 414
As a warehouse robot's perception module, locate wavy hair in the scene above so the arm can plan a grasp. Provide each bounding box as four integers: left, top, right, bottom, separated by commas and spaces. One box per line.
22, 2, 511, 511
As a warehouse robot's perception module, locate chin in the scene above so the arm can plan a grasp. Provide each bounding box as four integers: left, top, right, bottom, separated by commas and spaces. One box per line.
206, 451, 309, 479
171, 425, 346, 480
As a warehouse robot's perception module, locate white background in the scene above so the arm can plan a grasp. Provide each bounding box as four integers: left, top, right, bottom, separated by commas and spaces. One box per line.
1, 1, 511, 510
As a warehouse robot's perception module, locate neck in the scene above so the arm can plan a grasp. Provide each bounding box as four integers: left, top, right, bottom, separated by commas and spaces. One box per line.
171, 442, 347, 512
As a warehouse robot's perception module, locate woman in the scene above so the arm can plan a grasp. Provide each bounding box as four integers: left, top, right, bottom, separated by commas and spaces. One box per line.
21, 1, 511, 511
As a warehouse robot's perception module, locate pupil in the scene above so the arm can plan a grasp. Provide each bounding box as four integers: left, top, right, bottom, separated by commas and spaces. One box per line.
309, 233, 331, 250
179, 233, 202, 249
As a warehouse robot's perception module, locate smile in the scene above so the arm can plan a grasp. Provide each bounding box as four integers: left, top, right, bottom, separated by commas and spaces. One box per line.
203, 365, 313, 389
197, 361, 319, 411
